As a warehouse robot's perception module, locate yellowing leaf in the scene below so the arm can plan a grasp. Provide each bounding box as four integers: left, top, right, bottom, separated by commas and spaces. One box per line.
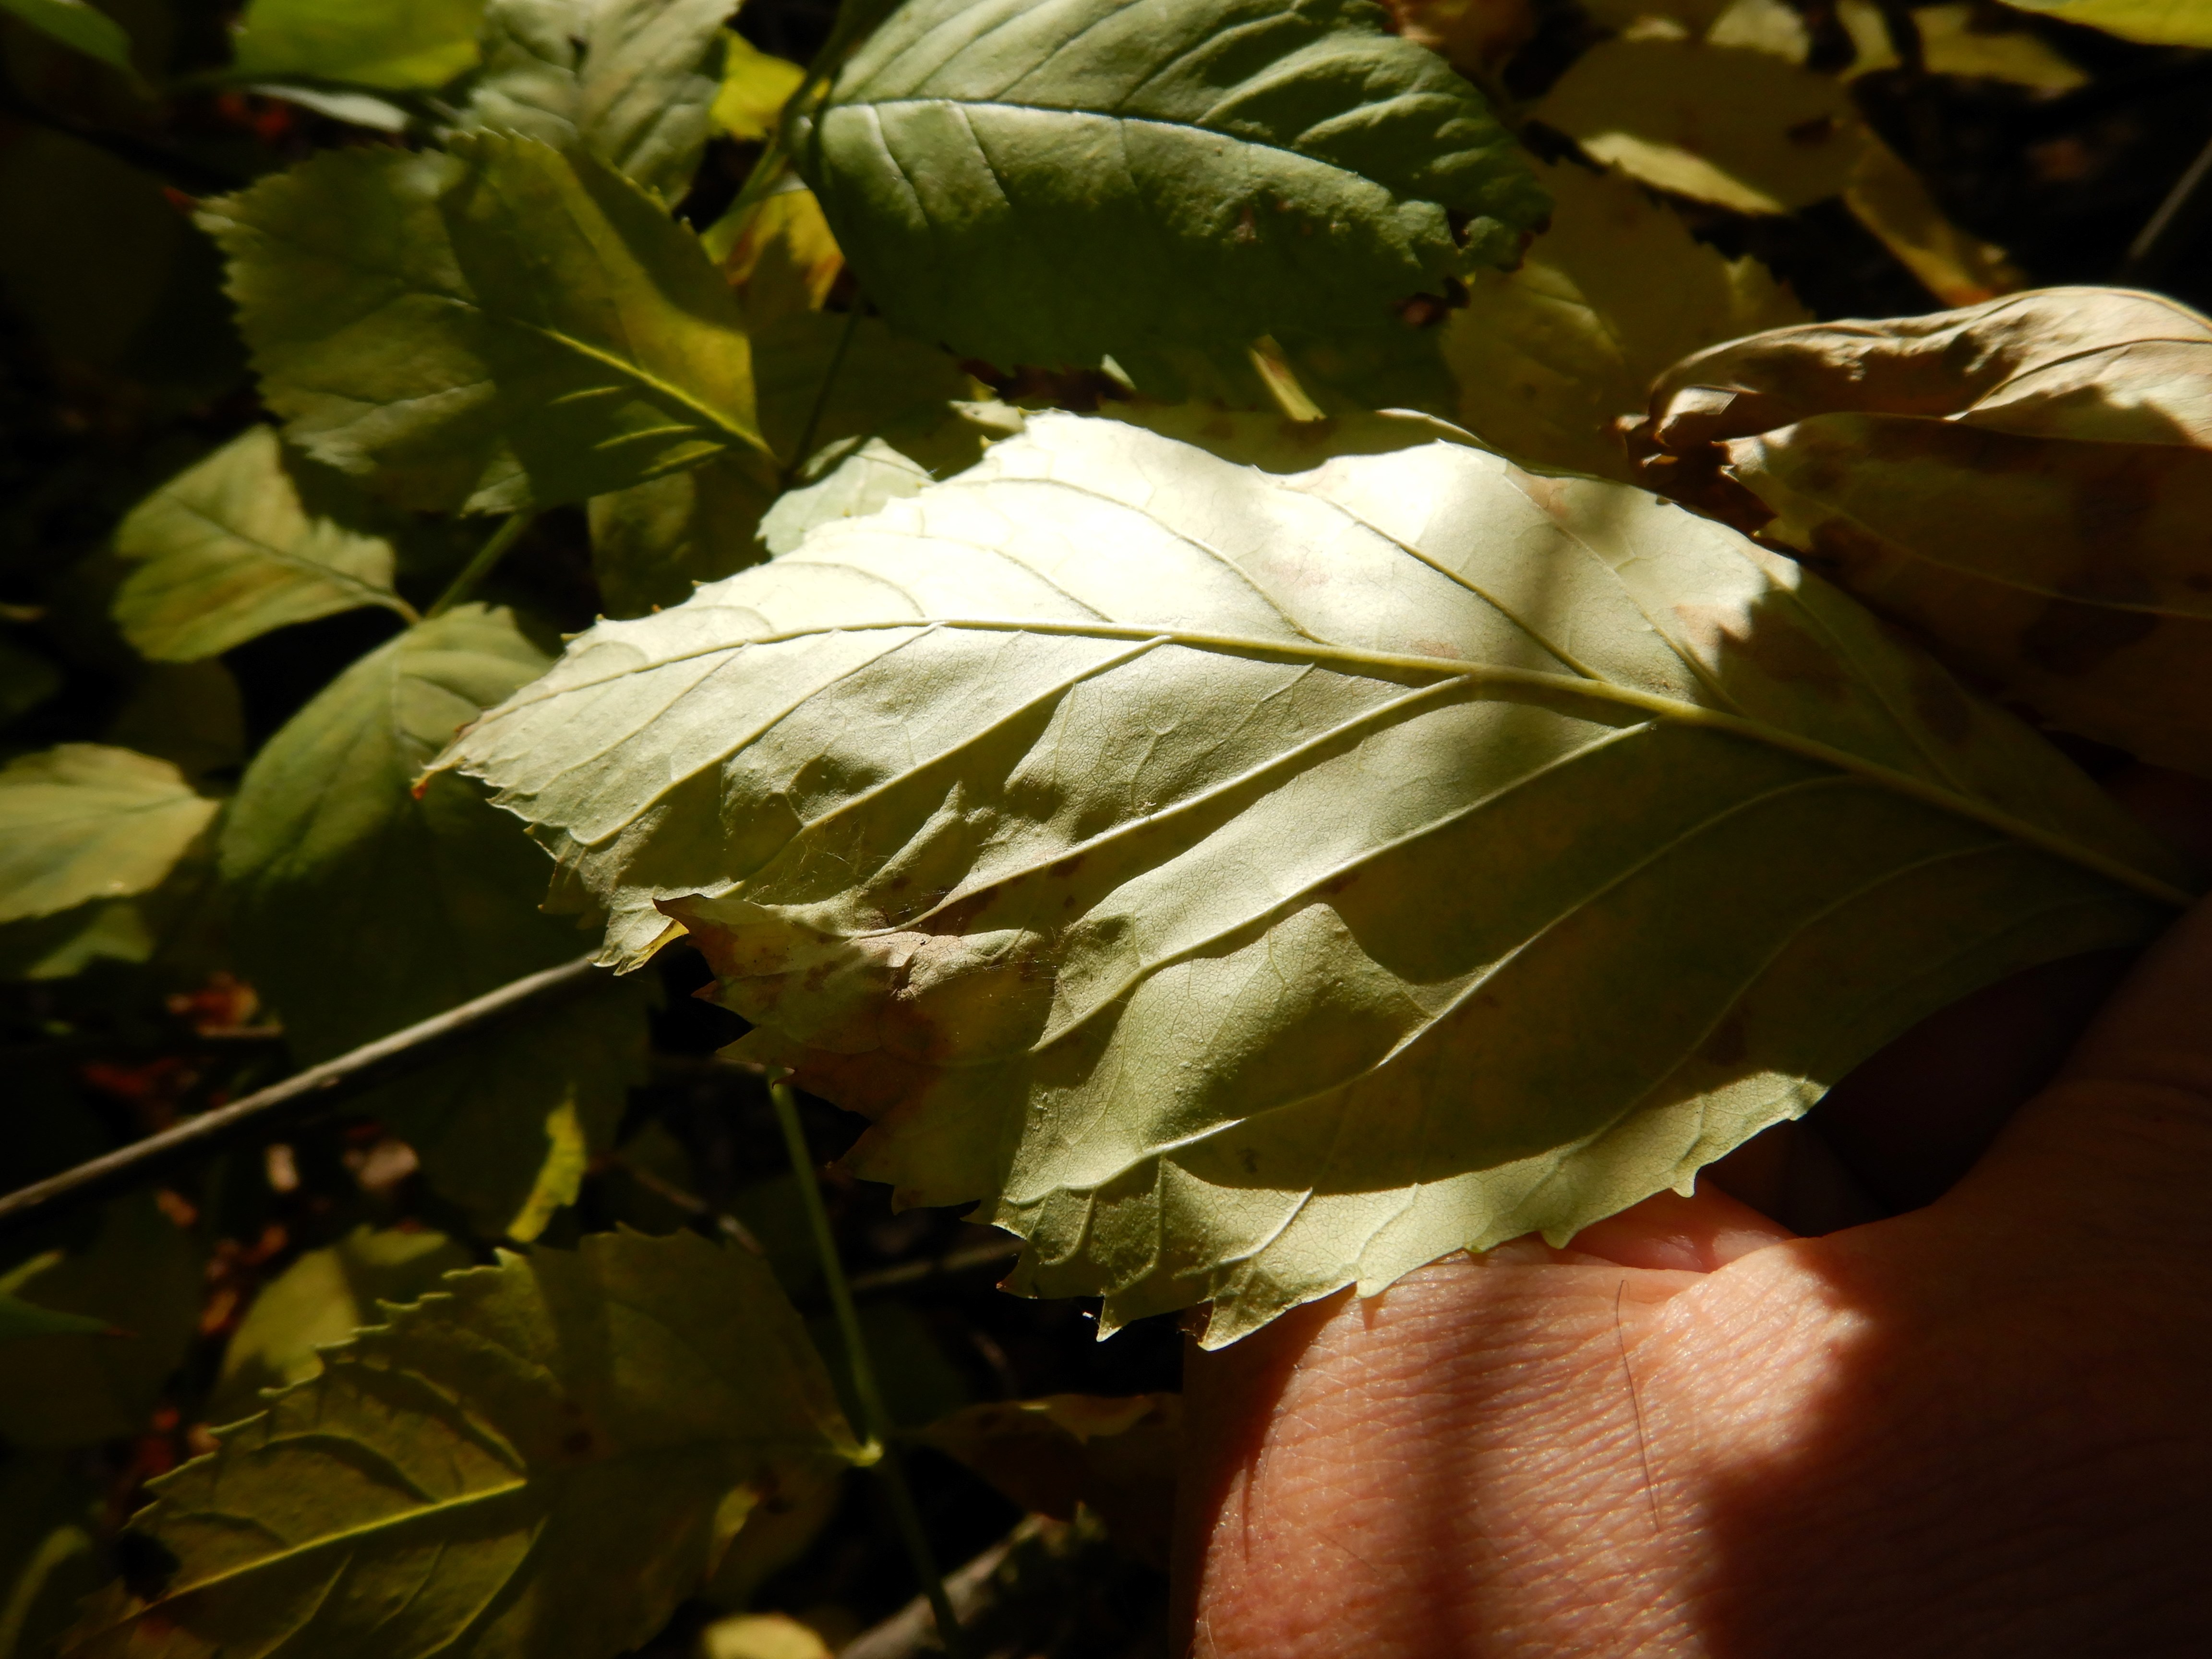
218, 606, 651, 1235
1445, 158, 1808, 481
711, 185, 843, 317
114, 426, 417, 661
1841, 1, 2089, 88
460, 0, 732, 201
1534, 39, 1861, 215
1843, 138, 2022, 308
699, 1614, 832, 1659
203, 136, 772, 515
1639, 289, 2212, 775
63, 1229, 866, 1659
792, 0, 1547, 373
439, 413, 2187, 1343
1995, 0, 2212, 46
228, 0, 483, 91
0, 1199, 203, 1449
210, 1226, 470, 1418
711, 31, 803, 144
0, 745, 217, 926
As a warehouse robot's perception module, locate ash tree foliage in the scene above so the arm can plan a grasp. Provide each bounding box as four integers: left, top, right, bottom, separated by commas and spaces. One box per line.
0, 0, 2209, 1653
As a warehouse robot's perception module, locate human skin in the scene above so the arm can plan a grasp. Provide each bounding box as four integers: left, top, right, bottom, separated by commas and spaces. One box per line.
1172, 895, 2212, 1657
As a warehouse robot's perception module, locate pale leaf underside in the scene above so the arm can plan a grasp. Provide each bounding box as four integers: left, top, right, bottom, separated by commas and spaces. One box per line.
443, 414, 2188, 1342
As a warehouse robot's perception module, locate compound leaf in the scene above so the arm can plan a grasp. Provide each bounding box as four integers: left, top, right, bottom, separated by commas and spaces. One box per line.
203, 135, 771, 515
62, 1229, 866, 1659
228, 0, 485, 91
218, 605, 650, 1237
790, 0, 1547, 372
439, 413, 2188, 1343
0, 745, 218, 926
114, 426, 417, 661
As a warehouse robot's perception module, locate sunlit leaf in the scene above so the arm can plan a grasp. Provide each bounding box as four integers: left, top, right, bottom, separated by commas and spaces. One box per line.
114, 426, 417, 661
0, 1199, 203, 1448
0, 744, 218, 926
1841, 0, 2089, 89
1533, 39, 1861, 216
711, 30, 803, 144
203, 135, 772, 515
1444, 158, 1808, 482
439, 413, 2187, 1343
0, 0, 134, 79
218, 605, 651, 1236
1842, 138, 2021, 308
791, 0, 1547, 372
1637, 287, 2212, 776
210, 1225, 470, 1419
1995, 0, 2212, 46
709, 184, 842, 311
63, 1229, 866, 1659
228, 0, 483, 91
698, 1614, 833, 1659
461, 0, 733, 201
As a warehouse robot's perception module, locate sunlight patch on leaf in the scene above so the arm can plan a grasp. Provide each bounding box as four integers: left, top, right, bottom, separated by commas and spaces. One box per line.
438, 413, 2189, 1343
0, 745, 217, 926
228, 0, 483, 91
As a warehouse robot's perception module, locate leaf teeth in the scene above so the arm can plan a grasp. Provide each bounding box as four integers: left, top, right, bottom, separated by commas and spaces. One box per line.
447, 413, 2179, 1341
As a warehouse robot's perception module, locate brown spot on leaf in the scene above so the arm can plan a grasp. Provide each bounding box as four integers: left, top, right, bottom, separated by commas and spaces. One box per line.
1238, 1147, 1260, 1176
1048, 854, 1085, 879
2020, 598, 2157, 676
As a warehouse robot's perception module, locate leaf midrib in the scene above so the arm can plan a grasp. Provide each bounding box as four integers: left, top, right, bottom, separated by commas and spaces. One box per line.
480, 613, 2194, 908
141, 497, 418, 624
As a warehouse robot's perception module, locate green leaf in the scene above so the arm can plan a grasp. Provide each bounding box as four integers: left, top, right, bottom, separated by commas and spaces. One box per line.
0, 1296, 111, 1343
0, 636, 60, 725
1533, 39, 1862, 216
461, 0, 734, 201
1444, 157, 1808, 483
1994, 0, 2212, 44
211, 1225, 471, 1418
63, 1229, 865, 1659
218, 605, 650, 1237
0, 0, 134, 78
0, 1455, 105, 1659
202, 135, 773, 515
228, 0, 484, 91
438, 412, 2189, 1343
790, 0, 1547, 372
107, 662, 249, 784
0, 745, 219, 926
0, 1198, 204, 1448
114, 426, 418, 661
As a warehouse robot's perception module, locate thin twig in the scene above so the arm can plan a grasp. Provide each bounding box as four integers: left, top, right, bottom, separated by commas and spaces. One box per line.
782, 304, 865, 484
0, 955, 605, 1235
847, 1234, 1024, 1297
771, 1082, 972, 1659
839, 1517, 1046, 1659
426, 512, 533, 619
2121, 132, 2212, 282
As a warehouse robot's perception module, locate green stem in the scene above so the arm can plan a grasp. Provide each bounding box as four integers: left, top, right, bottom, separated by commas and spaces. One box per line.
426, 512, 532, 619
783, 304, 865, 485
769, 1082, 972, 1659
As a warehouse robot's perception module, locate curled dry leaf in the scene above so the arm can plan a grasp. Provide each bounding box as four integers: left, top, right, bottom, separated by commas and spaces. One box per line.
439, 413, 2187, 1343
1631, 286, 2212, 775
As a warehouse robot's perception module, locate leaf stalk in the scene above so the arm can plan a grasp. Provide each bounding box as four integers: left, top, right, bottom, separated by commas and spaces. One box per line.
427, 512, 533, 619
769, 1081, 973, 1659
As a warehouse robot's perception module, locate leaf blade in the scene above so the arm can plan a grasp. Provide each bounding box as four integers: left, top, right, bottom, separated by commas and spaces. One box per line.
0, 745, 218, 926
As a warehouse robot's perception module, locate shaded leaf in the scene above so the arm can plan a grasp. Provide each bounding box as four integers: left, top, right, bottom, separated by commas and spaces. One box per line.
63, 1229, 866, 1659
210, 1225, 471, 1419
0, 1455, 105, 1659
1842, 138, 2021, 308
218, 605, 651, 1236
228, 0, 484, 91
461, 0, 733, 202
0, 1198, 203, 1448
1995, 0, 2212, 45
0, 636, 60, 725
589, 456, 779, 619
114, 426, 417, 661
0, 0, 133, 77
0, 744, 218, 926
711, 30, 803, 144
438, 412, 2187, 1342
0, 1295, 111, 1343
1444, 157, 1807, 481
1636, 289, 2212, 775
791, 0, 1547, 372
203, 135, 772, 515
1533, 39, 1861, 215
1842, 1, 2089, 89
107, 662, 248, 783
919, 1394, 1181, 1567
